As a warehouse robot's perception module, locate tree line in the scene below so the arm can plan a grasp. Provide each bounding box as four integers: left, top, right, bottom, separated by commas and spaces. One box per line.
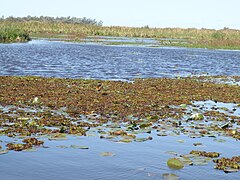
0, 16, 103, 26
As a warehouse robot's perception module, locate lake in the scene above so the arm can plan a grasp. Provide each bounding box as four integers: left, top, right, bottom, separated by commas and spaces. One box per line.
0, 40, 240, 180
0, 39, 240, 81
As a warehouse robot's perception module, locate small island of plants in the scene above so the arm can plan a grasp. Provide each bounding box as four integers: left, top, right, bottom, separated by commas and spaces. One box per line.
0, 27, 30, 43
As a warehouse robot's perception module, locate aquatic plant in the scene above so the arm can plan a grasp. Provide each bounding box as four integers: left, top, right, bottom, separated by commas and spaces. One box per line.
0, 27, 30, 43
213, 156, 240, 172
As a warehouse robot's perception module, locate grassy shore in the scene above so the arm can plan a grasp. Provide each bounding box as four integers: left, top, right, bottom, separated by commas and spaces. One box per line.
1, 20, 240, 49
0, 27, 30, 43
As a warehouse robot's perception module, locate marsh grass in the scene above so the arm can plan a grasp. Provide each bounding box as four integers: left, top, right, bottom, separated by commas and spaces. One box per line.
1, 20, 240, 49
0, 26, 30, 43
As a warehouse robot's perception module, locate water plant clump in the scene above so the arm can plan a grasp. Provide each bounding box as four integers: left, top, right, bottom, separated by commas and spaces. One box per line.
190, 150, 220, 158
0, 27, 30, 43
0, 76, 239, 156
6, 137, 43, 151
213, 156, 240, 172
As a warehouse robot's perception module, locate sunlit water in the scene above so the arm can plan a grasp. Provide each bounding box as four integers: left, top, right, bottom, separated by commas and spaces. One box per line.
0, 40, 240, 180
0, 40, 240, 81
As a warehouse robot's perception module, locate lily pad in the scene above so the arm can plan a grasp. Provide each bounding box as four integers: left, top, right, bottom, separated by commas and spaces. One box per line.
192, 156, 211, 166
165, 151, 179, 156
32, 97, 40, 104
223, 168, 239, 173
70, 145, 89, 149
193, 142, 203, 146
178, 157, 193, 165
176, 140, 185, 143
190, 113, 204, 120
23, 148, 38, 152
56, 145, 68, 149
119, 138, 132, 143
0, 149, 9, 155
180, 104, 187, 108
157, 133, 168, 136
48, 134, 68, 141
213, 139, 226, 143
162, 173, 180, 180
100, 152, 115, 157
167, 158, 184, 170
79, 146, 89, 149
134, 137, 152, 142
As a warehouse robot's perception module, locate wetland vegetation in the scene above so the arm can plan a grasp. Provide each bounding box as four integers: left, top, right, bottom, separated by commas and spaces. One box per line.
1, 16, 240, 49
0, 16, 240, 179
0, 27, 30, 43
0, 76, 239, 176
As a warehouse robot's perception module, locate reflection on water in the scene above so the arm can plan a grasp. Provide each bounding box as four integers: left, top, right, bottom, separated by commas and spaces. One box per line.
0, 134, 239, 180
0, 100, 239, 180
0, 40, 240, 80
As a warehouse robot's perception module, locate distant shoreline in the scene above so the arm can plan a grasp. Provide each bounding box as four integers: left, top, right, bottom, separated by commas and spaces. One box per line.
1, 20, 240, 50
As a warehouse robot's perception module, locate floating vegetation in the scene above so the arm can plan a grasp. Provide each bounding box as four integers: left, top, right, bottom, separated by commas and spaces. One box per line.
193, 142, 203, 146
6, 137, 43, 151
70, 145, 89, 149
48, 134, 68, 141
189, 150, 220, 158
213, 156, 240, 173
167, 158, 184, 170
0, 149, 9, 155
22, 137, 44, 146
0, 76, 239, 177
189, 113, 204, 120
100, 152, 115, 157
162, 173, 180, 180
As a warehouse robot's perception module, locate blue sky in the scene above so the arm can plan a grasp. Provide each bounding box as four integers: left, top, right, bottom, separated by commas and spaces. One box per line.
1, 0, 240, 29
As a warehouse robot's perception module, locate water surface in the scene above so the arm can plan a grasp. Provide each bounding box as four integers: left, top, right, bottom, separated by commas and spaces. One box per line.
0, 40, 239, 80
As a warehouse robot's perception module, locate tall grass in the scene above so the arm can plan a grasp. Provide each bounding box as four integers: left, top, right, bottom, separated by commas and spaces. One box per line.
0, 26, 30, 43
1, 20, 240, 49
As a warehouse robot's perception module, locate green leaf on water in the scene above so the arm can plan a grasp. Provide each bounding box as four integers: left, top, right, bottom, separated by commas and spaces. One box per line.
176, 140, 185, 143
162, 173, 180, 180
180, 104, 187, 108
167, 158, 184, 170
190, 113, 204, 120
223, 168, 239, 173
192, 156, 211, 166
119, 138, 132, 143
56, 145, 68, 149
213, 139, 226, 143
165, 151, 179, 156
100, 152, 115, 157
0, 149, 9, 155
48, 133, 68, 141
23, 148, 37, 152
79, 146, 89, 149
70, 145, 89, 149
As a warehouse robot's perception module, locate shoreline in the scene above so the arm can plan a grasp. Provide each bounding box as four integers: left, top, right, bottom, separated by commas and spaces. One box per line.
1, 20, 240, 50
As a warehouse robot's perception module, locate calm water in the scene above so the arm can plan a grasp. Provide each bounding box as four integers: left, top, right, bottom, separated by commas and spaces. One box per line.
0, 40, 240, 180
0, 40, 240, 80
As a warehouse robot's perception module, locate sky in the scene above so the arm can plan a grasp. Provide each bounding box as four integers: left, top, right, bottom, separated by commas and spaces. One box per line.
1, 0, 240, 29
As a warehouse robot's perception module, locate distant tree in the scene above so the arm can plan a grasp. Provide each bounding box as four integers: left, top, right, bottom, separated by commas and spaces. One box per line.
2, 16, 103, 26
143, 25, 150, 29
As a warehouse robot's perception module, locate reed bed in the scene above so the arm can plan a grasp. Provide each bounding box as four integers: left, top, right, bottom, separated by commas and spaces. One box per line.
1, 20, 240, 49
0, 26, 30, 43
